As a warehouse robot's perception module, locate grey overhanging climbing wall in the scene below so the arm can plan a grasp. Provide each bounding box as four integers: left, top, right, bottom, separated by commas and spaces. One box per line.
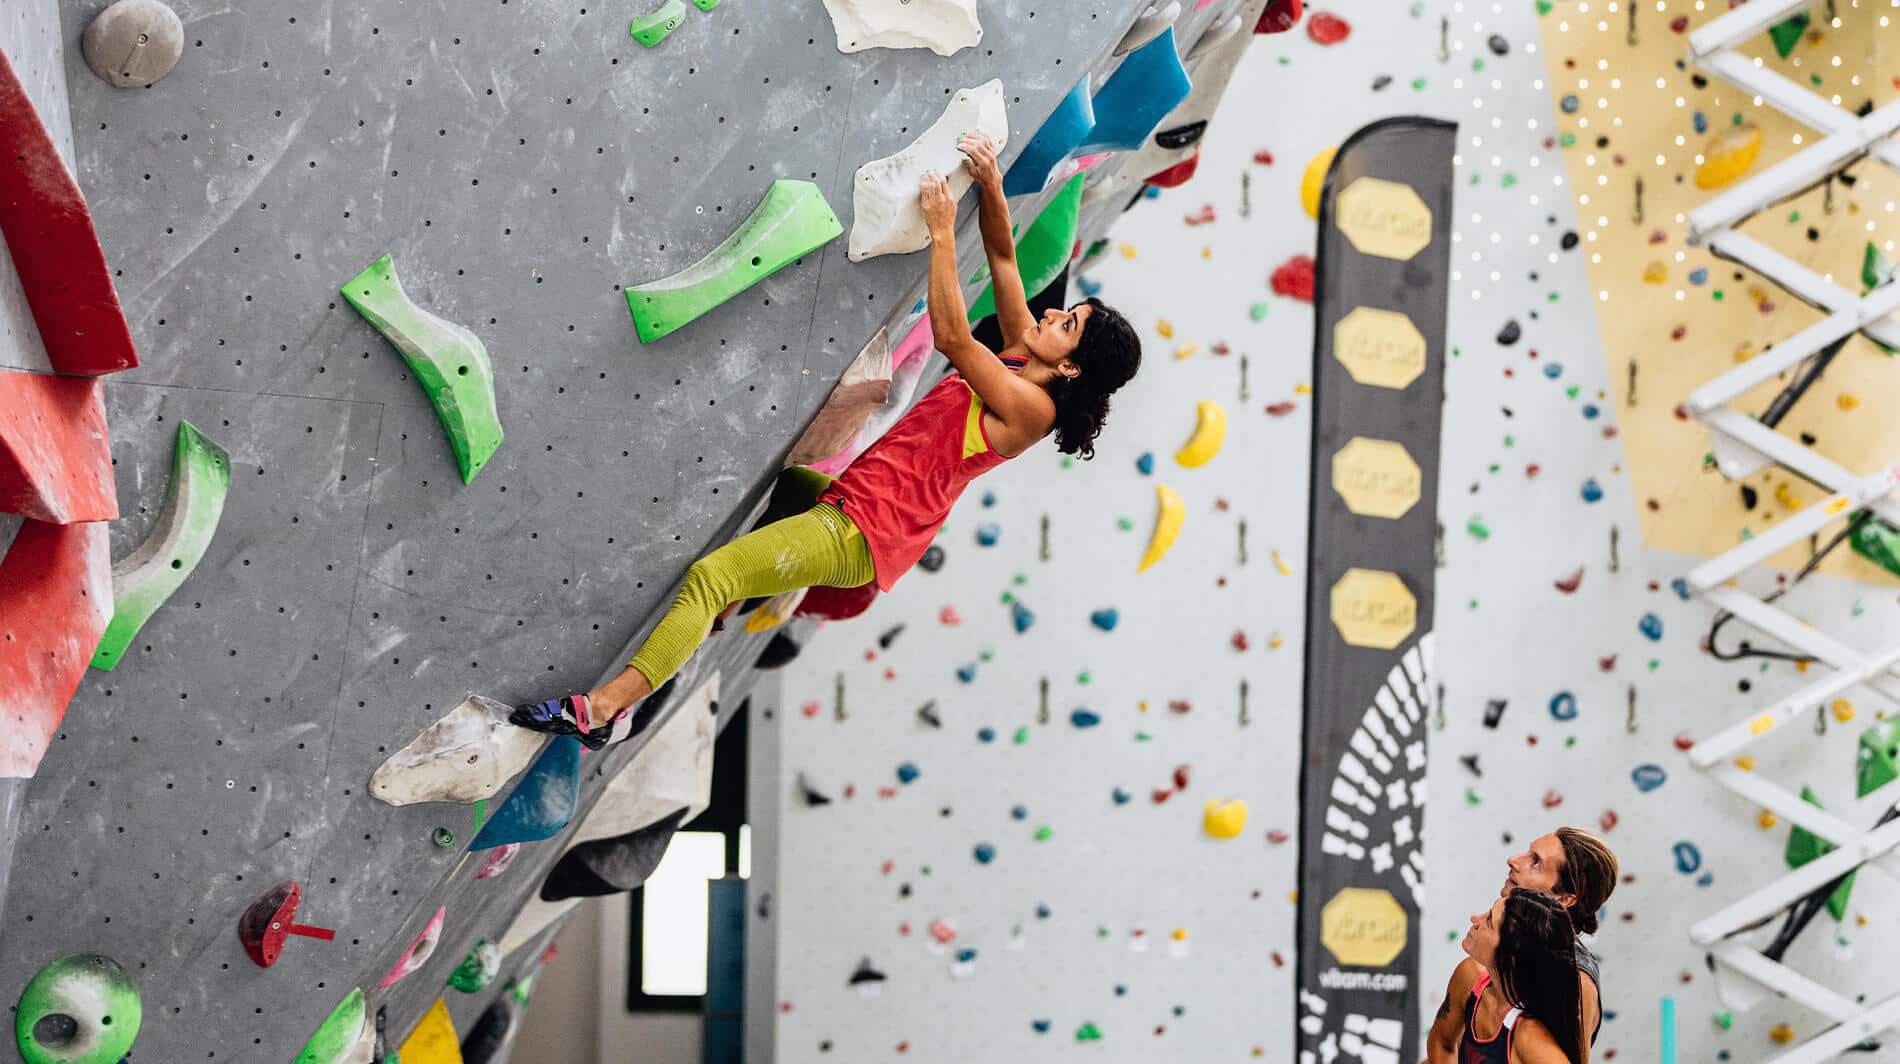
1, 0, 1177, 1057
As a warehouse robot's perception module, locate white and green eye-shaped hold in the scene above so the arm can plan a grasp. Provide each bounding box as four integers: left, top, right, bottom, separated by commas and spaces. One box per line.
90, 420, 230, 671
14, 953, 142, 1064
342, 253, 504, 484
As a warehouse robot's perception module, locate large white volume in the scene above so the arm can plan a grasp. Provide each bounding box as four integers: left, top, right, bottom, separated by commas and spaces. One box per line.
821, 0, 983, 55
848, 80, 1009, 262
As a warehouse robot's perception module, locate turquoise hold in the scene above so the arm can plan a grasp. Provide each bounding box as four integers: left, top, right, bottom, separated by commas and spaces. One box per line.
1136, 453, 1154, 476
1639, 612, 1664, 641
1111, 787, 1132, 805
1070, 708, 1101, 728
957, 664, 978, 683
896, 762, 920, 784
977, 727, 996, 743
1632, 763, 1667, 792
469, 736, 581, 850
1673, 841, 1702, 874
1549, 692, 1578, 721
974, 843, 997, 864
976, 524, 1001, 547
1012, 601, 1036, 633
1090, 608, 1120, 631
1580, 478, 1604, 503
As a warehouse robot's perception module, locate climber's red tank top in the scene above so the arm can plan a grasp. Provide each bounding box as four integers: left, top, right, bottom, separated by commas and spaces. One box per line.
820, 369, 1012, 591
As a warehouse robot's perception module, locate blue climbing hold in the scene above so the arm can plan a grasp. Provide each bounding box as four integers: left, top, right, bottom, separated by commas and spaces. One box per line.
1143, 185, 1161, 199
1561, 94, 1580, 113
978, 727, 997, 743
1673, 841, 1702, 874
1036, 903, 1052, 919
1173, 1005, 1185, 1017
1070, 708, 1102, 728
1549, 691, 1579, 721
955, 947, 978, 964
974, 842, 997, 864
1077, 276, 1104, 297
1111, 786, 1132, 805
1543, 362, 1563, 380
1639, 612, 1664, 641
1670, 577, 1691, 601
1012, 601, 1036, 633
1136, 452, 1155, 476
1114, 985, 1128, 997
982, 491, 997, 508
1697, 871, 1714, 887
1632, 763, 1668, 792
1003, 80, 1096, 196
897, 761, 920, 785
957, 663, 979, 683
469, 736, 582, 850
1011, 804, 1028, 820
976, 523, 1001, 547
1689, 267, 1709, 285
1090, 608, 1120, 631
1582, 404, 1599, 420
1033, 1020, 1053, 1034
1580, 478, 1603, 503
1693, 110, 1708, 133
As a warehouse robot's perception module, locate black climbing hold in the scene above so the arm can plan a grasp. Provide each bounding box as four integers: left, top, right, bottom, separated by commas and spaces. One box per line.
1459, 753, 1482, 777
1487, 34, 1509, 55
1806, 227, 1821, 242
898, 883, 912, 898
1856, 99, 1875, 118
540, 808, 688, 902
1594, 135, 1609, 149
877, 623, 906, 649
1154, 120, 1207, 151
917, 700, 942, 729
1496, 320, 1522, 346
849, 958, 888, 988
798, 773, 832, 807
755, 631, 803, 669
1740, 485, 1759, 510
1483, 698, 1508, 728
917, 546, 946, 572
460, 994, 516, 1063
1371, 74, 1392, 91
1561, 230, 1580, 250
1690, 74, 1708, 89
1800, 432, 1818, 446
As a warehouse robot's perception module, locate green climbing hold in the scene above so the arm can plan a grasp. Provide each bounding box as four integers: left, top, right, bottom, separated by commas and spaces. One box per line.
1465, 516, 1490, 541
630, 0, 687, 46
1012, 725, 1030, 745
89, 420, 230, 671
448, 939, 501, 993
692, 0, 719, 9
1857, 717, 1900, 798
1768, 14, 1809, 58
15, 954, 143, 1064
1849, 518, 1900, 579
967, 174, 1086, 325
1075, 1022, 1104, 1042
1785, 785, 1855, 921
294, 988, 366, 1064
1249, 302, 1269, 321
626, 179, 843, 342
343, 254, 503, 484
1034, 825, 1053, 841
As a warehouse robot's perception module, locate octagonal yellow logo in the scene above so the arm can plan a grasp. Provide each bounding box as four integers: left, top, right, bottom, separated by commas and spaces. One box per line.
1332, 438, 1423, 520
1320, 887, 1409, 967
1333, 307, 1427, 391
1336, 176, 1434, 261
1329, 568, 1417, 649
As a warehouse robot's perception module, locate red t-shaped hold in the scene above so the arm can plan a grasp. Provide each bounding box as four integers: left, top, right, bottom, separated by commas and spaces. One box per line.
238, 881, 338, 968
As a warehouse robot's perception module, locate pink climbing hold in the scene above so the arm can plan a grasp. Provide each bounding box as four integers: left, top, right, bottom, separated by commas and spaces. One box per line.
0, 519, 111, 778
0, 49, 139, 376
1183, 205, 1216, 226
938, 605, 962, 626
475, 843, 522, 881
1266, 829, 1290, 844
0, 372, 116, 524
1306, 12, 1351, 44
929, 919, 958, 944
1270, 255, 1315, 303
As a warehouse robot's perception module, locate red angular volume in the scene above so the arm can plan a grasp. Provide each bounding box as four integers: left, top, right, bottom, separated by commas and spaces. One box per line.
0, 370, 116, 523
0, 519, 111, 778
0, 50, 139, 376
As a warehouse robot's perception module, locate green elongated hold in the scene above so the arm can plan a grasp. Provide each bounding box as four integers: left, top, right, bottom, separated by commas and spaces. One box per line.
967, 173, 1085, 324
15, 954, 142, 1064
90, 420, 231, 671
626, 179, 843, 343
692, 0, 719, 9
295, 988, 367, 1064
630, 0, 687, 46
343, 254, 503, 483
1784, 785, 1856, 921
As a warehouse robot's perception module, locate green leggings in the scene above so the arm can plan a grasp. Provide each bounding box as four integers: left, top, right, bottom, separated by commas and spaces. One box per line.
628, 501, 875, 688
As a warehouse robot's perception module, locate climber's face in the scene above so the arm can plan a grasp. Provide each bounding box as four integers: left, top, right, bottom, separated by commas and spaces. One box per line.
1021, 302, 1091, 380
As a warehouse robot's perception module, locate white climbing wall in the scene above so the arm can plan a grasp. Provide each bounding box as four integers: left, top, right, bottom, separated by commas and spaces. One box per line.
768, 4, 1900, 1062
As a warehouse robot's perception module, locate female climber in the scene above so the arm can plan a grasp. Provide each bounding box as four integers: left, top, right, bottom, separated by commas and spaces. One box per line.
1431, 890, 1591, 1064
1423, 827, 1618, 1062
511, 132, 1143, 749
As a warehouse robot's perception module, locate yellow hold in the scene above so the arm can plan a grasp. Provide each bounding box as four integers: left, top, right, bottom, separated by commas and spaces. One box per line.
1140, 484, 1184, 572
1301, 147, 1339, 220
1203, 798, 1247, 839
400, 999, 464, 1063
1695, 124, 1762, 190
744, 587, 807, 633
1174, 400, 1227, 468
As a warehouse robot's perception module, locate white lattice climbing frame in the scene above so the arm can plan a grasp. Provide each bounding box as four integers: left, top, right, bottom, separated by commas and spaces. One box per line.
1680, 1, 1900, 1057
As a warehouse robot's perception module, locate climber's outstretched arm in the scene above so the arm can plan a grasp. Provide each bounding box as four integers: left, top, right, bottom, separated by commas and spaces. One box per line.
921, 174, 1042, 431
959, 134, 1034, 345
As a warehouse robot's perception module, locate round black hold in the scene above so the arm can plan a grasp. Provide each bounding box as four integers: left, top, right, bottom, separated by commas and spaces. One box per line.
1561, 230, 1580, 250
918, 545, 946, 572
1487, 34, 1509, 55
1154, 120, 1207, 151
1496, 319, 1523, 346
1739, 485, 1759, 510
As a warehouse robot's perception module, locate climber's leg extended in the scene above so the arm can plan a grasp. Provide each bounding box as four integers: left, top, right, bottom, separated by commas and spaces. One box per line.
510, 502, 873, 746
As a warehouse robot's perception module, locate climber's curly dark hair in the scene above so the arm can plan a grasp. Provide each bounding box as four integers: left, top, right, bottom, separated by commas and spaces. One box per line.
1049, 298, 1141, 459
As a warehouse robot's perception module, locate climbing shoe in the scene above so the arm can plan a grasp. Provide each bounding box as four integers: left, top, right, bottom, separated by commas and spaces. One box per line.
510, 694, 610, 752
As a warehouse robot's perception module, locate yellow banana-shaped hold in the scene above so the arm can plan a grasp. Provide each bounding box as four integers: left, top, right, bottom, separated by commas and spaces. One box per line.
744, 587, 808, 632
1174, 399, 1227, 468
1140, 484, 1184, 572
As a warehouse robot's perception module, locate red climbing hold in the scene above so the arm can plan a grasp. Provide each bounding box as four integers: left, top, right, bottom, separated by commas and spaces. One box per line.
1669, 14, 1689, 30
1252, 149, 1276, 165
1270, 255, 1316, 303
1541, 789, 1564, 809
1183, 205, 1217, 226
1306, 12, 1351, 43
1553, 568, 1584, 594
0, 371, 116, 524
1599, 810, 1619, 832
1597, 655, 1617, 672
0, 519, 110, 777
1151, 788, 1174, 804
238, 880, 338, 968
0, 50, 139, 377
1145, 150, 1202, 189
1266, 829, 1290, 844
1230, 630, 1250, 651
1167, 700, 1192, 714
1673, 732, 1695, 751
798, 581, 879, 620
1265, 402, 1297, 417
1255, 0, 1303, 34
1172, 764, 1191, 790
